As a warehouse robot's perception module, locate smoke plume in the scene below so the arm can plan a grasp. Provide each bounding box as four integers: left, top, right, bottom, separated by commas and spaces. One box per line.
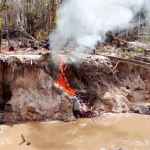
49, 0, 148, 52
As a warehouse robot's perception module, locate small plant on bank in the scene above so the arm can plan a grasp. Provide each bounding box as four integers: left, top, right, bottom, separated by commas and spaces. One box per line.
115, 49, 120, 55
118, 50, 136, 57
18, 20, 25, 29
133, 64, 137, 70
98, 48, 101, 53
0, 17, 2, 28
120, 51, 129, 57
136, 47, 144, 53
35, 29, 49, 40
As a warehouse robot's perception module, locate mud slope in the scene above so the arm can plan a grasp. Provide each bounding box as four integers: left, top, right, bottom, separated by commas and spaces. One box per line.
0, 53, 149, 124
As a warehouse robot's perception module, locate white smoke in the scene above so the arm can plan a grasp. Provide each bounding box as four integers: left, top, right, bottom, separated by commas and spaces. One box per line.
50, 0, 148, 51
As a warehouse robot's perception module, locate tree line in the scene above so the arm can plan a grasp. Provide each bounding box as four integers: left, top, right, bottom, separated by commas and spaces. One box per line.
0, 0, 150, 51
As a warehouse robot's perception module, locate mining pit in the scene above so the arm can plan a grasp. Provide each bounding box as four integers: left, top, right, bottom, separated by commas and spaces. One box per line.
0, 51, 150, 124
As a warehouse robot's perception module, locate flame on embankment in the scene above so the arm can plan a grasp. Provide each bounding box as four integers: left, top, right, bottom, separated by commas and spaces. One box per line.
56, 56, 76, 95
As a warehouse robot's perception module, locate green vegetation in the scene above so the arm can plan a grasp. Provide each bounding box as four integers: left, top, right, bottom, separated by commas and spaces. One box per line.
0, 2, 10, 11
98, 48, 101, 53
0, 0, 60, 39
35, 29, 49, 40
0, 17, 2, 28
136, 47, 144, 53
133, 64, 138, 70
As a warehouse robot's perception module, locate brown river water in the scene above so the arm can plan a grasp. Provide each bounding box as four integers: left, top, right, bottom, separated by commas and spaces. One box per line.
0, 113, 150, 150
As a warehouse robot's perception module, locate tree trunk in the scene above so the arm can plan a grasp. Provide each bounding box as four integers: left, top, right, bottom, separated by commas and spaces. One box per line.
138, 10, 141, 38
48, 0, 54, 33
0, 29, 2, 53
48, 0, 52, 32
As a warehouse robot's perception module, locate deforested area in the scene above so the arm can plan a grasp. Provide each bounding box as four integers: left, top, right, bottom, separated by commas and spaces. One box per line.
0, 0, 150, 150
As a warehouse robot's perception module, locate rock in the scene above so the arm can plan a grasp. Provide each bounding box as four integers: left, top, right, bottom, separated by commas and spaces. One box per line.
7, 69, 75, 123
4, 103, 13, 112
0, 118, 5, 124
0, 113, 5, 124
131, 104, 150, 115
71, 97, 81, 111
145, 93, 150, 99
117, 62, 150, 102
133, 90, 146, 102
131, 77, 146, 90
52, 83, 64, 95
100, 91, 130, 113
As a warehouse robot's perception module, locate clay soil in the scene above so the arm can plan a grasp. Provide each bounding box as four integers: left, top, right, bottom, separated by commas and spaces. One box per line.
0, 49, 150, 124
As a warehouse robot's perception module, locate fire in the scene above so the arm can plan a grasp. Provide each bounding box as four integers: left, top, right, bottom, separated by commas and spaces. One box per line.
56, 56, 76, 95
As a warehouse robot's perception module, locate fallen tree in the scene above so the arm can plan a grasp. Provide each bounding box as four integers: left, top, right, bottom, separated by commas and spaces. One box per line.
2, 28, 49, 50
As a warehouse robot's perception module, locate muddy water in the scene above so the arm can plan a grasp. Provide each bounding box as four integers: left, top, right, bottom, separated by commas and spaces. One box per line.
0, 114, 150, 150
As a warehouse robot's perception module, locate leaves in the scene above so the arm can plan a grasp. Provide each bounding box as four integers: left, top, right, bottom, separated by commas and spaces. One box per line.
0, 2, 10, 11
0, 18, 2, 28
25, 12, 40, 20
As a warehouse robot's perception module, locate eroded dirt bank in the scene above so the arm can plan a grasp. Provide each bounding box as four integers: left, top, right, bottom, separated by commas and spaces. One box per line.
0, 53, 150, 124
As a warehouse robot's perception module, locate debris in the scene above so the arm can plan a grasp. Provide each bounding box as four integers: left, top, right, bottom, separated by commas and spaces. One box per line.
91, 118, 97, 122
87, 56, 91, 59
8, 45, 14, 51
71, 95, 88, 117
21, 134, 26, 142
2, 28, 49, 51
27, 140, 31, 145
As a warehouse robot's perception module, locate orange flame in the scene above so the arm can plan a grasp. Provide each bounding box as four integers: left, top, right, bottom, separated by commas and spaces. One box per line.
56, 56, 76, 95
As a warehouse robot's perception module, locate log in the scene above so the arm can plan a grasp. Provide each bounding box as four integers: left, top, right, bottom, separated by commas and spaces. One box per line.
18, 37, 47, 49
108, 33, 150, 55
21, 134, 26, 142
103, 55, 150, 69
